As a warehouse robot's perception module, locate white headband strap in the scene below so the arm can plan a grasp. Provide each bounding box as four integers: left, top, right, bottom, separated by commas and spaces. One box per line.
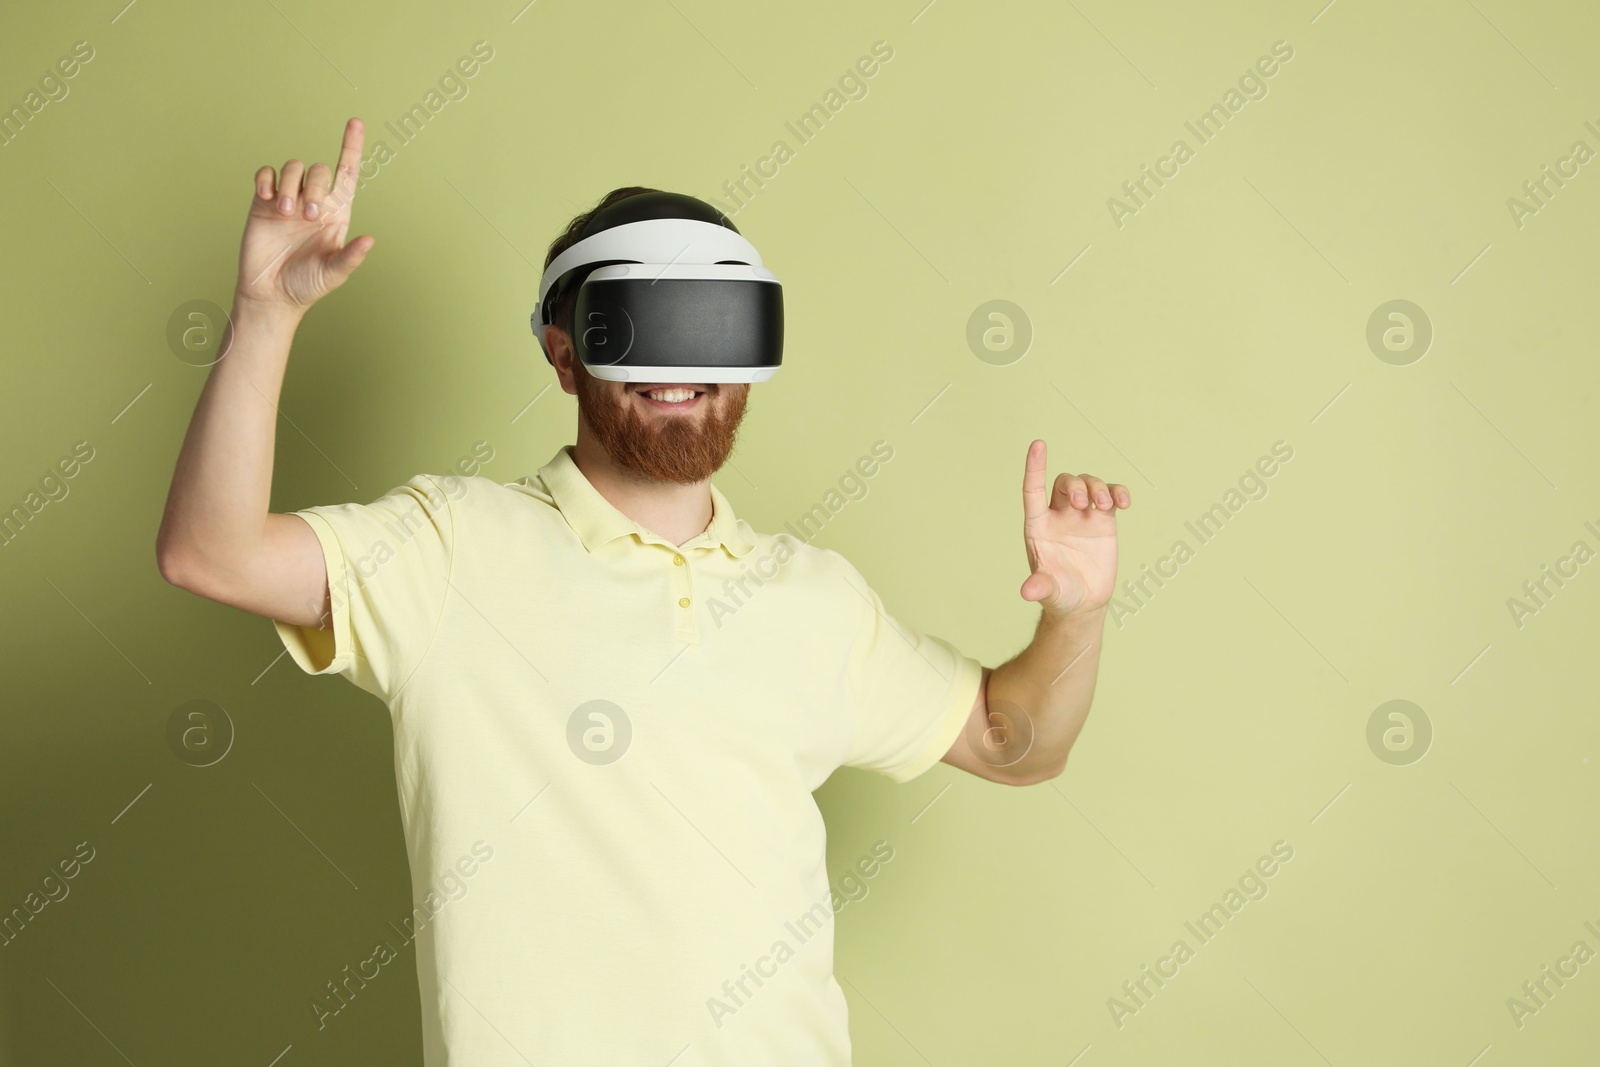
535, 218, 763, 322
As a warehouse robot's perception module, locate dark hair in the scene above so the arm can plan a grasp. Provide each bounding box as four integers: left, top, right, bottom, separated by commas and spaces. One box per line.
543, 185, 661, 346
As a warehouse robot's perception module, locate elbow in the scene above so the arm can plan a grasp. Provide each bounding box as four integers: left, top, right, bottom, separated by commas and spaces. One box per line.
156, 537, 190, 589
155, 530, 205, 593
157, 528, 257, 605
1008, 752, 1069, 787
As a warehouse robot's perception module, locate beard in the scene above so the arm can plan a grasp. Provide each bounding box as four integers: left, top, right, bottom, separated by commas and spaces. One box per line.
573, 364, 749, 485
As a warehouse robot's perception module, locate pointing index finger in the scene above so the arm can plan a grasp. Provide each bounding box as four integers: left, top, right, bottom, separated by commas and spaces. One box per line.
331, 117, 364, 207
1022, 439, 1048, 521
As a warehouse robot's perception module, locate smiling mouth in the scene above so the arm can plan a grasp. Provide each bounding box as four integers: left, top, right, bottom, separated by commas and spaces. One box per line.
634, 384, 709, 411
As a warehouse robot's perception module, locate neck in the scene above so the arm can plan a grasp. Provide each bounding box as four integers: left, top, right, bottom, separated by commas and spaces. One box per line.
570, 425, 714, 547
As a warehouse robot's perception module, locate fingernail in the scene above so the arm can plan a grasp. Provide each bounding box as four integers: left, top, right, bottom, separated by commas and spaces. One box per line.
279, 196, 293, 213
305, 202, 320, 219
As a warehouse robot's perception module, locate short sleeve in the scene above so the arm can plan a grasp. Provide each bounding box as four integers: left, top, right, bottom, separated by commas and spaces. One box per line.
836, 556, 984, 784
273, 474, 455, 701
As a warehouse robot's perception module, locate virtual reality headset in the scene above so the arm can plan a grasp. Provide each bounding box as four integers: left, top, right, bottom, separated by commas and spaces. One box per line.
531, 191, 784, 383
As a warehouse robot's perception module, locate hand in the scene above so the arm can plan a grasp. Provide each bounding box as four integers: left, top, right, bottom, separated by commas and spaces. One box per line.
1019, 439, 1131, 618
236, 117, 374, 313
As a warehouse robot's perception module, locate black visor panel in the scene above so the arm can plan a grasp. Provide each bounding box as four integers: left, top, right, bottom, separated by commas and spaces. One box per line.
573, 277, 783, 369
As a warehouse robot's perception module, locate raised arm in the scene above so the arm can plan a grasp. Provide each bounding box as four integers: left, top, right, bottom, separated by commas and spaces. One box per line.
156, 118, 374, 629
941, 439, 1131, 785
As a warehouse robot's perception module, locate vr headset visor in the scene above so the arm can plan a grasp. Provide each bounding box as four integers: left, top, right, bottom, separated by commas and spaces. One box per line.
531, 206, 783, 383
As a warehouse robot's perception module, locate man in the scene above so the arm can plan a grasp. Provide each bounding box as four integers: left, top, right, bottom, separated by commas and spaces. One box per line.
157, 118, 1131, 1065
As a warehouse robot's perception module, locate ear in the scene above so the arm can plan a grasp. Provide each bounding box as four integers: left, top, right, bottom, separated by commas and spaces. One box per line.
545, 326, 579, 395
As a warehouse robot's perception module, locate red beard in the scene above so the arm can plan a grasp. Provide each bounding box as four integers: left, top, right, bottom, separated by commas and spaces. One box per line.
573, 366, 750, 484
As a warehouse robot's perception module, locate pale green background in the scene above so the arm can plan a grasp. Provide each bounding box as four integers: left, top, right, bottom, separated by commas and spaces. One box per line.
1, 0, 1596, 1063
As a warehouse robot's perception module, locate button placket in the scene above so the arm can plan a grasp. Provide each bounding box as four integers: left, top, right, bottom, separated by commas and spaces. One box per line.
672, 547, 699, 643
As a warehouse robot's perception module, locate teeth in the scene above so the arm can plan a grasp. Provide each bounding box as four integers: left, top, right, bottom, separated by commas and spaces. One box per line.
645, 388, 697, 403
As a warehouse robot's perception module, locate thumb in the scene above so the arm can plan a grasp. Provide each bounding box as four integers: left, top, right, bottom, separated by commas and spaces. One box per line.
327, 234, 374, 281
1020, 569, 1057, 604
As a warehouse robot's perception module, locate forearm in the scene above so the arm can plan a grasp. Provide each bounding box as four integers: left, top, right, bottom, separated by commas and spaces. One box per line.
984, 605, 1107, 782
156, 293, 304, 584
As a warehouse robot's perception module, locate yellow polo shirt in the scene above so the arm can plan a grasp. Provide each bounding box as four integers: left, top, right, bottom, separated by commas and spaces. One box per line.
274, 445, 982, 1065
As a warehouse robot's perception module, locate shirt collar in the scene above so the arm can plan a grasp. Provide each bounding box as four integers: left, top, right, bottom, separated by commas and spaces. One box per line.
537, 446, 755, 558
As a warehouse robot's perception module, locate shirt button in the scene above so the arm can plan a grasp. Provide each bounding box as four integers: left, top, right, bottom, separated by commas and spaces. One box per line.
672, 554, 685, 566
678, 597, 691, 608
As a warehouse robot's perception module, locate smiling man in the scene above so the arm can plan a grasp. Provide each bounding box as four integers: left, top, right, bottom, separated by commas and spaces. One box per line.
156, 118, 1132, 1066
